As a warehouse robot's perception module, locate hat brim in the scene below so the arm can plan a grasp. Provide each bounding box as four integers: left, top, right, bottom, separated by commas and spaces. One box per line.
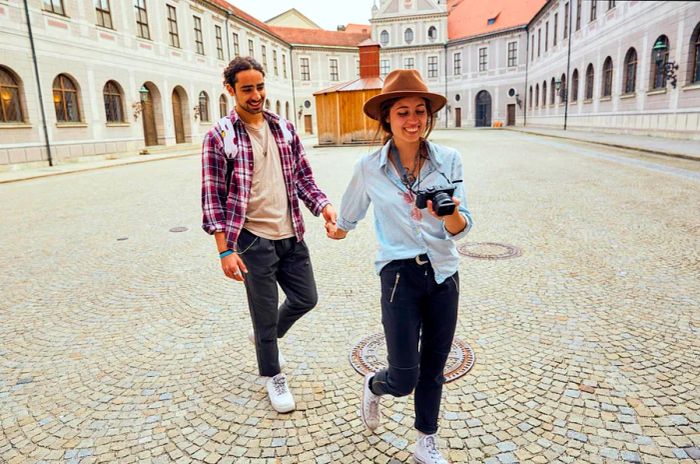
363, 91, 447, 120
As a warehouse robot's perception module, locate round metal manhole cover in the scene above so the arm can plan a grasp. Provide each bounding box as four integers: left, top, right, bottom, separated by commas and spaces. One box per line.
169, 227, 189, 233
457, 242, 522, 260
349, 333, 475, 383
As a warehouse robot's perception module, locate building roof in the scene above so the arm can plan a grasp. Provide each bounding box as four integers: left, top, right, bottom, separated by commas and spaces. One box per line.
208, 0, 286, 42
447, 0, 546, 41
343, 23, 372, 35
314, 77, 383, 95
266, 8, 322, 29
269, 26, 370, 47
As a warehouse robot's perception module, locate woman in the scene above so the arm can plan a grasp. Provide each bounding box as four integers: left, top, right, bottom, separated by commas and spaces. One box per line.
327, 69, 472, 464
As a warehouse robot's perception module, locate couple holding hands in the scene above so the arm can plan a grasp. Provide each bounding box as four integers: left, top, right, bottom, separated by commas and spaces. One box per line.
201, 56, 472, 464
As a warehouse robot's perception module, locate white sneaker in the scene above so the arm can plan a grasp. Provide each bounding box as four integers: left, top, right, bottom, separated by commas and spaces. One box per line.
248, 328, 286, 368
413, 433, 449, 464
266, 373, 295, 413
360, 373, 381, 431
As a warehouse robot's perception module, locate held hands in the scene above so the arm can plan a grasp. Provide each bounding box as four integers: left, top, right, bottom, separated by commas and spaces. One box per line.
221, 253, 248, 282
322, 204, 348, 240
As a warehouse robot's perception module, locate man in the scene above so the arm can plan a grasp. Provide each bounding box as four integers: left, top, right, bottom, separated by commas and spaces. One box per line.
201, 56, 336, 413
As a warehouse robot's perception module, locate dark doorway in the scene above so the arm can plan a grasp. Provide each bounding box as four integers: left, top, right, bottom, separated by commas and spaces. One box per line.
507, 104, 516, 126
455, 108, 462, 128
304, 115, 313, 134
172, 90, 185, 143
141, 88, 158, 146
475, 90, 492, 127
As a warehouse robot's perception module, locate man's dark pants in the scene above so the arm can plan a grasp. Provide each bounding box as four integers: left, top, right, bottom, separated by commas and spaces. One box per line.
237, 228, 318, 377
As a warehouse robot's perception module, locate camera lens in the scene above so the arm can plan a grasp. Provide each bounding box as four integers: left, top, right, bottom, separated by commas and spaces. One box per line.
432, 192, 455, 216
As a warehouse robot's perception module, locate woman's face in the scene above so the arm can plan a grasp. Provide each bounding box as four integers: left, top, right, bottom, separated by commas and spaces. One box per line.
386, 96, 428, 145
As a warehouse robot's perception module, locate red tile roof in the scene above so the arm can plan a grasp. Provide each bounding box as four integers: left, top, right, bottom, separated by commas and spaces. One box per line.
269, 26, 370, 47
448, 0, 546, 41
344, 23, 371, 35
314, 77, 383, 95
207, 0, 285, 41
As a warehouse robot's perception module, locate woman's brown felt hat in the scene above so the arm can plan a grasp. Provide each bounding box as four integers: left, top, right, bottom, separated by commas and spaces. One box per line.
363, 69, 447, 120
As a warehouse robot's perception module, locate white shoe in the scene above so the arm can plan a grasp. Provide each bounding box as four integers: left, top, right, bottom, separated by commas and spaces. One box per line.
266, 373, 295, 413
249, 328, 286, 368
360, 373, 381, 431
413, 433, 449, 464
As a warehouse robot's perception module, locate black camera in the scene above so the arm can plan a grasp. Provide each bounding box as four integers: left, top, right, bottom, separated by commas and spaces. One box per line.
414, 185, 456, 216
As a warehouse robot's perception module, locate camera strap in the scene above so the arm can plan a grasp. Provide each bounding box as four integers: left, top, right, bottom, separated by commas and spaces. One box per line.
390, 142, 421, 193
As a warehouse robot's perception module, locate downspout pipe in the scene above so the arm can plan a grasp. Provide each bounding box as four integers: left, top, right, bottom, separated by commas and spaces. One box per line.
524, 26, 529, 126
290, 49, 298, 128
23, 0, 53, 166
224, 11, 231, 61
444, 42, 448, 128
564, 1, 573, 130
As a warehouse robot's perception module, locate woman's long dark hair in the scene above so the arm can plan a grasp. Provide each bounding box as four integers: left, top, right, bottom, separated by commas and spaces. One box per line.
373, 97, 436, 158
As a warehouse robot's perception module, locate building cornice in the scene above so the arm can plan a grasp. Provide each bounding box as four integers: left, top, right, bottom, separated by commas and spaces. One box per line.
370, 12, 448, 25
448, 25, 527, 46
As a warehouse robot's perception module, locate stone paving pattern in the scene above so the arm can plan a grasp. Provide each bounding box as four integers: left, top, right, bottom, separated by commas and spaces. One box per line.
1, 130, 698, 463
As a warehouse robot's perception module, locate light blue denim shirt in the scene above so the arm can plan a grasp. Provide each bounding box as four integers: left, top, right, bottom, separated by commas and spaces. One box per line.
337, 140, 473, 284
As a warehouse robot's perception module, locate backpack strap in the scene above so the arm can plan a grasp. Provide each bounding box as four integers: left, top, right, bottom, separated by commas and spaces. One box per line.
277, 116, 294, 145
216, 116, 237, 196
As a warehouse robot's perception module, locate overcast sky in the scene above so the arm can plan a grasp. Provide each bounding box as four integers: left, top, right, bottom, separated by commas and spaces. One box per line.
227, 0, 376, 30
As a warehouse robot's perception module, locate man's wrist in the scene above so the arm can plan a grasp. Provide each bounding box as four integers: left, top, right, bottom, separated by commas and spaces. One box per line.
219, 249, 235, 259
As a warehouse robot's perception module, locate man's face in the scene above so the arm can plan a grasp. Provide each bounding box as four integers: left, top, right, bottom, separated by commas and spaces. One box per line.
229, 69, 266, 116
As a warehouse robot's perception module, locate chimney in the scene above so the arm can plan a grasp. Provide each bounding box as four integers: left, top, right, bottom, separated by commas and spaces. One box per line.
358, 40, 380, 79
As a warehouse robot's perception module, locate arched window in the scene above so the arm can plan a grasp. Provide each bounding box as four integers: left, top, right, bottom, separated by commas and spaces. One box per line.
550, 77, 556, 105
285, 101, 290, 120
265, 100, 271, 110
602, 57, 613, 97
103, 80, 124, 123
535, 84, 539, 108
198, 91, 210, 122
0, 67, 24, 123
404, 28, 414, 44
529, 85, 533, 108
542, 80, 547, 106
585, 63, 594, 100
689, 22, 700, 84
560, 73, 566, 103
380, 30, 389, 46
650, 35, 669, 90
275, 100, 281, 115
53, 74, 81, 122
571, 69, 579, 102
623, 48, 637, 94
428, 26, 437, 42
219, 94, 227, 119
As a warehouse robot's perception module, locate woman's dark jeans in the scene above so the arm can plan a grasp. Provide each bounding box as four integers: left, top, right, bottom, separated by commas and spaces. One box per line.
370, 256, 459, 434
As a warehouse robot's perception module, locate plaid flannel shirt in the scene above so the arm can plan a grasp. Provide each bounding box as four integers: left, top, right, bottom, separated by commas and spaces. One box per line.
201, 109, 330, 250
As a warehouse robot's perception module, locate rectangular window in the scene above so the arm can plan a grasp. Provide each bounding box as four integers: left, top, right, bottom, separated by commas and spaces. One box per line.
215, 25, 224, 60
167, 6, 179, 47
590, 0, 597, 21
608, 0, 615, 10
479, 47, 487, 71
300, 57, 310, 81
404, 57, 414, 69
554, 13, 558, 46
507, 41, 517, 67
134, 0, 150, 39
356, 59, 360, 76
537, 29, 541, 57
95, 0, 112, 29
545, 21, 549, 52
43, 0, 65, 16
453, 52, 461, 75
273, 50, 278, 76
282, 54, 287, 78
531, 34, 535, 61
380, 59, 390, 77
330, 58, 339, 81
576, 0, 581, 31
261, 45, 267, 72
232, 33, 239, 57
428, 56, 438, 78
564, 2, 569, 38
248, 39, 254, 58
193, 16, 204, 55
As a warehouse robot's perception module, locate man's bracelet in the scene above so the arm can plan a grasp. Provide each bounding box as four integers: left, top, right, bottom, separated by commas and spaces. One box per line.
219, 249, 234, 259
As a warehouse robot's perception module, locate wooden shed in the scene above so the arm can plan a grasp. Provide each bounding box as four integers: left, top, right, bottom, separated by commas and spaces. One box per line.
314, 40, 383, 146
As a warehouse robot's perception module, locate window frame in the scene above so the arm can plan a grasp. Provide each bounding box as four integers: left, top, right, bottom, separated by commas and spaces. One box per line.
198, 91, 210, 122
232, 33, 240, 57
52, 74, 82, 123
167, 5, 180, 48
478, 47, 487, 72
585, 63, 594, 100
300, 57, 310, 81
193, 16, 205, 55
590, 0, 597, 21
571, 68, 579, 102
95, 0, 113, 29
453, 52, 462, 75
330, 58, 339, 81
427, 55, 438, 78
43, 0, 66, 16
215, 25, 224, 60
0, 67, 25, 123
134, 0, 150, 40
103, 80, 125, 123
623, 48, 637, 94
602, 56, 613, 97
507, 41, 518, 67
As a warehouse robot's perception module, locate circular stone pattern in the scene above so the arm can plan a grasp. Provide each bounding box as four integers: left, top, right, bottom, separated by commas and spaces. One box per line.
457, 242, 522, 260
349, 333, 475, 382
169, 226, 189, 233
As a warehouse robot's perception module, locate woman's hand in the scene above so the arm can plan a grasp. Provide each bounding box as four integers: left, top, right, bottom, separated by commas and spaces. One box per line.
427, 198, 467, 235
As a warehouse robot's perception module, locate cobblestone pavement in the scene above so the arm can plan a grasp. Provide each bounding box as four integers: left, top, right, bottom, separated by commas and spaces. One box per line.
1, 129, 699, 463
